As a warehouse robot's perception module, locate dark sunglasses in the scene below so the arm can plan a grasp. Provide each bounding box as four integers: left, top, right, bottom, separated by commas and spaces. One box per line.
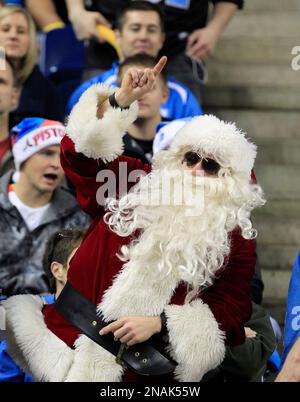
182, 152, 221, 176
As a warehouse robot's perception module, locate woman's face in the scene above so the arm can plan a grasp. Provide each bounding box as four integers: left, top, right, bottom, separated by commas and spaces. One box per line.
0, 12, 30, 59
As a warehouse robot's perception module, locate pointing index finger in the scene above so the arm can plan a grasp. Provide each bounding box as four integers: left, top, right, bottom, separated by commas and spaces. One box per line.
153, 56, 167, 76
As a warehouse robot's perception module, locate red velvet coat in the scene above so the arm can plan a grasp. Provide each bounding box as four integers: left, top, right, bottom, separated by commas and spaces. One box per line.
43, 135, 256, 381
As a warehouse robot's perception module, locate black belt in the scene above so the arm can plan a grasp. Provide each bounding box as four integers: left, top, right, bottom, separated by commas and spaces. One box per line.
55, 281, 176, 376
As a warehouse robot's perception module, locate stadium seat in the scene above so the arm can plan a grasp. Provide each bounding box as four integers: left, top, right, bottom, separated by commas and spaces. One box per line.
39, 25, 86, 112
39, 25, 85, 81
40, 25, 85, 81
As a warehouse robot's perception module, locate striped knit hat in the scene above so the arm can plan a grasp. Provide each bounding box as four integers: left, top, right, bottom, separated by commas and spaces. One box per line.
11, 117, 65, 172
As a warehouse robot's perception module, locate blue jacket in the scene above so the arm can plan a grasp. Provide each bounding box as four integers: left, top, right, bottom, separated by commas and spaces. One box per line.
67, 62, 203, 119
281, 250, 300, 365
0, 294, 54, 382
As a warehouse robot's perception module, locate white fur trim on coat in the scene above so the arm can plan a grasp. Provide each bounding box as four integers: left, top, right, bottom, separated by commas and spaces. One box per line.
164, 299, 226, 382
170, 115, 257, 178
66, 84, 138, 162
2, 295, 74, 382
99, 261, 180, 320
65, 335, 124, 382
2, 297, 123, 382
99, 260, 226, 382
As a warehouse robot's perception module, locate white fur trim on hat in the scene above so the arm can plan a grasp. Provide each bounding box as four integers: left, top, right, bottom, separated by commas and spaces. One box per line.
66, 84, 138, 162
65, 335, 124, 382
153, 119, 191, 153
12, 124, 65, 172
170, 115, 257, 177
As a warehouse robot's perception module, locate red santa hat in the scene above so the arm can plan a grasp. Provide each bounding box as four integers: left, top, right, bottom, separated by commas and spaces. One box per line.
155, 115, 257, 179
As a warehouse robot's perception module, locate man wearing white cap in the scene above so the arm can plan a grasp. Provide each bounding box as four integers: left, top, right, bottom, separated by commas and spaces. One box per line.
0, 117, 90, 297
2, 58, 266, 382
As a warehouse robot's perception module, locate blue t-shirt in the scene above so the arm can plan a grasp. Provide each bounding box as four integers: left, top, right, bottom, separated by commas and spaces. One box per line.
0, 294, 54, 382
66, 62, 203, 119
281, 251, 300, 366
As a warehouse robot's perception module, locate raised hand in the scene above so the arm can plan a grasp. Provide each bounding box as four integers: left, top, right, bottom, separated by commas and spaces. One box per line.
186, 27, 218, 60
114, 56, 167, 108
69, 9, 110, 42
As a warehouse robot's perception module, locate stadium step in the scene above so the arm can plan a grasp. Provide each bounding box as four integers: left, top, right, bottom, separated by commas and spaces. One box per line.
244, 0, 300, 13
214, 36, 298, 65
254, 217, 300, 247
208, 110, 300, 141
222, 13, 300, 38
254, 164, 300, 200
203, 85, 300, 110
203, 3, 300, 302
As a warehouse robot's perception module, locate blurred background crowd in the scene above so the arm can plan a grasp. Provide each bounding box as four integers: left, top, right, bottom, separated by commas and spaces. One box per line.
0, 0, 299, 382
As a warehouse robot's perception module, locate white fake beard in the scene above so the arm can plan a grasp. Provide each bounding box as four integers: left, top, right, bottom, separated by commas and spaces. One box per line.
104, 167, 264, 297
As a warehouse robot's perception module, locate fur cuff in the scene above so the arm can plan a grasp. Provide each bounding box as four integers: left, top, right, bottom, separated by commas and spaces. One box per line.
66, 84, 138, 162
65, 335, 124, 382
165, 300, 225, 382
3, 295, 74, 382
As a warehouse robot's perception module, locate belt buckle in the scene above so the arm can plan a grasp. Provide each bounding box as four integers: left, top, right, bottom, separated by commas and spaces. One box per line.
116, 343, 129, 366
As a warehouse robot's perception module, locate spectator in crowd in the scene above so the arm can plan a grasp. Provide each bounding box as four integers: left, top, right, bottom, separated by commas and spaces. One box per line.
153, 118, 279, 381
43, 229, 84, 298
213, 302, 275, 382
0, 117, 90, 297
64, 0, 243, 103
1, 58, 267, 382
0, 6, 64, 127
0, 228, 84, 382
0, 57, 19, 176
153, 117, 266, 304
66, 1, 202, 121
276, 250, 300, 382
65, 0, 118, 78
276, 337, 300, 382
155, 0, 243, 102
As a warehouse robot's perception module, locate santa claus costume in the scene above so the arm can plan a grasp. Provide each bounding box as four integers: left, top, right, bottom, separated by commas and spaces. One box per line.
2, 83, 265, 382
